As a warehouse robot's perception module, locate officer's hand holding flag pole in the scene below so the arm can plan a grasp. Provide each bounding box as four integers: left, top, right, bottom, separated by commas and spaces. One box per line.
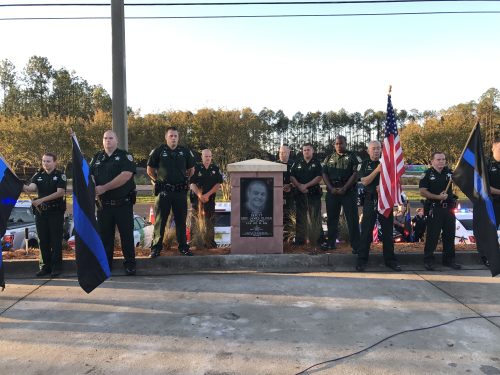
71, 129, 111, 293
452, 122, 500, 277
0, 152, 24, 291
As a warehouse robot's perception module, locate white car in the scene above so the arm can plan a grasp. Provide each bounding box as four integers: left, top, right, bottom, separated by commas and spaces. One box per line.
1, 200, 39, 251
67, 214, 154, 250
454, 209, 500, 245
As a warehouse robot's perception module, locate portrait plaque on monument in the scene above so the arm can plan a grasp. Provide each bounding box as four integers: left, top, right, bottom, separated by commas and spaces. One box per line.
240, 177, 274, 237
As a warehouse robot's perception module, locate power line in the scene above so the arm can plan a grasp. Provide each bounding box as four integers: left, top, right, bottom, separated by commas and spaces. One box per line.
1, 10, 500, 21
1, 0, 500, 7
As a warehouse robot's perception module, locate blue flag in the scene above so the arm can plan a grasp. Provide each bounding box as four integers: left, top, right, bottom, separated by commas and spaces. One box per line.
453, 123, 500, 277
72, 135, 110, 293
0, 155, 23, 290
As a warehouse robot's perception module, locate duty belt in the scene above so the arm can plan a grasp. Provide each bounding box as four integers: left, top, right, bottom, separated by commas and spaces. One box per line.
157, 181, 189, 193
100, 197, 132, 207
429, 200, 456, 209
36, 201, 65, 212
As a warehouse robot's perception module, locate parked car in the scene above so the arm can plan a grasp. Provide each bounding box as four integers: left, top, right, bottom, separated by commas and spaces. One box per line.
1, 200, 39, 250
67, 214, 154, 250
454, 209, 500, 245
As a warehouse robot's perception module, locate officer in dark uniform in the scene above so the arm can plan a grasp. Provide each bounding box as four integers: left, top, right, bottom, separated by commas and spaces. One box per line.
321, 135, 360, 253
290, 143, 323, 246
419, 151, 461, 271
90, 130, 137, 276
481, 138, 500, 267
356, 141, 401, 272
147, 126, 195, 257
278, 144, 295, 240
189, 149, 223, 248
24, 153, 66, 277
489, 138, 500, 224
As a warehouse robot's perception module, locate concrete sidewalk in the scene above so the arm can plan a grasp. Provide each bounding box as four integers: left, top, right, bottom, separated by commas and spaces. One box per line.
3, 251, 490, 278
0, 269, 499, 375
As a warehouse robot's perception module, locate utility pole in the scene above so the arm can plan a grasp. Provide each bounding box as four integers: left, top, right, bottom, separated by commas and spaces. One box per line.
111, 0, 128, 150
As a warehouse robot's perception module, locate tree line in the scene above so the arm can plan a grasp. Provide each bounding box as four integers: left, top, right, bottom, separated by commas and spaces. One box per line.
1, 56, 499, 179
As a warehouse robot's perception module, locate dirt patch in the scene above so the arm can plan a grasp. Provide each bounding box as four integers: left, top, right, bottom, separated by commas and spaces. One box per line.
2, 241, 478, 260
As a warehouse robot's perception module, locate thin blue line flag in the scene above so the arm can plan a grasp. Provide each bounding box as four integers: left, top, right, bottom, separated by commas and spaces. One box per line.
0, 155, 23, 290
72, 134, 110, 293
452, 123, 500, 277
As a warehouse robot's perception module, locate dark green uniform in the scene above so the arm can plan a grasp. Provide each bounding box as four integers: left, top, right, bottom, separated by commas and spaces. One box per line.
148, 144, 195, 256
487, 158, 500, 226
31, 169, 66, 274
419, 166, 456, 265
322, 151, 360, 251
190, 162, 223, 248
290, 157, 323, 245
357, 159, 398, 267
280, 159, 296, 239
90, 149, 136, 272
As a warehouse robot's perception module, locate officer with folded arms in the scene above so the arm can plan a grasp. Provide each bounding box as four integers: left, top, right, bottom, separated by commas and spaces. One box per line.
419, 151, 461, 271
321, 135, 360, 253
90, 130, 137, 276
24, 153, 66, 278
148, 126, 195, 257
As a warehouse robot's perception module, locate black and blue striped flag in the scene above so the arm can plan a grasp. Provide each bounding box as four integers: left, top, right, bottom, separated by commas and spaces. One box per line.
0, 155, 23, 290
453, 123, 500, 277
72, 134, 110, 293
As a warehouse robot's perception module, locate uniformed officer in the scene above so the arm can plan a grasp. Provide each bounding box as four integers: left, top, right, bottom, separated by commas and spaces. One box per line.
482, 138, 500, 267
90, 130, 137, 276
278, 144, 295, 240
321, 135, 360, 253
147, 126, 195, 257
419, 151, 461, 270
290, 143, 323, 246
356, 141, 401, 272
189, 149, 223, 248
23, 153, 66, 277
489, 138, 500, 224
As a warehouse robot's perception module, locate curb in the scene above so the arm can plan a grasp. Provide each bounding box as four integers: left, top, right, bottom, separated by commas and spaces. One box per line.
4, 251, 489, 278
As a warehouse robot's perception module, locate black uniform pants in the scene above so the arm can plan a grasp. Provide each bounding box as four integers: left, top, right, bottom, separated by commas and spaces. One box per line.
294, 193, 321, 244
325, 190, 360, 251
152, 190, 189, 252
35, 211, 64, 272
358, 199, 397, 264
424, 206, 456, 264
191, 198, 216, 248
97, 203, 136, 269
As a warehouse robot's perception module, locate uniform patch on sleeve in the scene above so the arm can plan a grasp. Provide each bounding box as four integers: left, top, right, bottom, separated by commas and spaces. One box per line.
127, 154, 133, 161
61, 174, 67, 181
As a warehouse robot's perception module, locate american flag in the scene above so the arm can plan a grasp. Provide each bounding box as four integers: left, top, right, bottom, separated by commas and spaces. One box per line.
378, 94, 405, 217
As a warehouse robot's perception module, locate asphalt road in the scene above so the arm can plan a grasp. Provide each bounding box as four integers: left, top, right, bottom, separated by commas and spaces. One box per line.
1, 270, 499, 375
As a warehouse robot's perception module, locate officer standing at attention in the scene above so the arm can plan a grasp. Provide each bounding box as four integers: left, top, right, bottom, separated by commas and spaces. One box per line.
419, 151, 461, 271
488, 138, 500, 224
24, 153, 66, 277
278, 144, 295, 239
290, 143, 323, 246
321, 135, 360, 253
90, 130, 137, 276
189, 149, 223, 248
480, 137, 500, 267
356, 141, 401, 272
148, 126, 195, 257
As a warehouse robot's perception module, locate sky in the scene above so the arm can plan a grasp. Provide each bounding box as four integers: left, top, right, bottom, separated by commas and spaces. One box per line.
1, 0, 500, 117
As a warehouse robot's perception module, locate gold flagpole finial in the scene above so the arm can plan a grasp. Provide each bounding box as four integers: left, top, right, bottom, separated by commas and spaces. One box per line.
388, 85, 392, 95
